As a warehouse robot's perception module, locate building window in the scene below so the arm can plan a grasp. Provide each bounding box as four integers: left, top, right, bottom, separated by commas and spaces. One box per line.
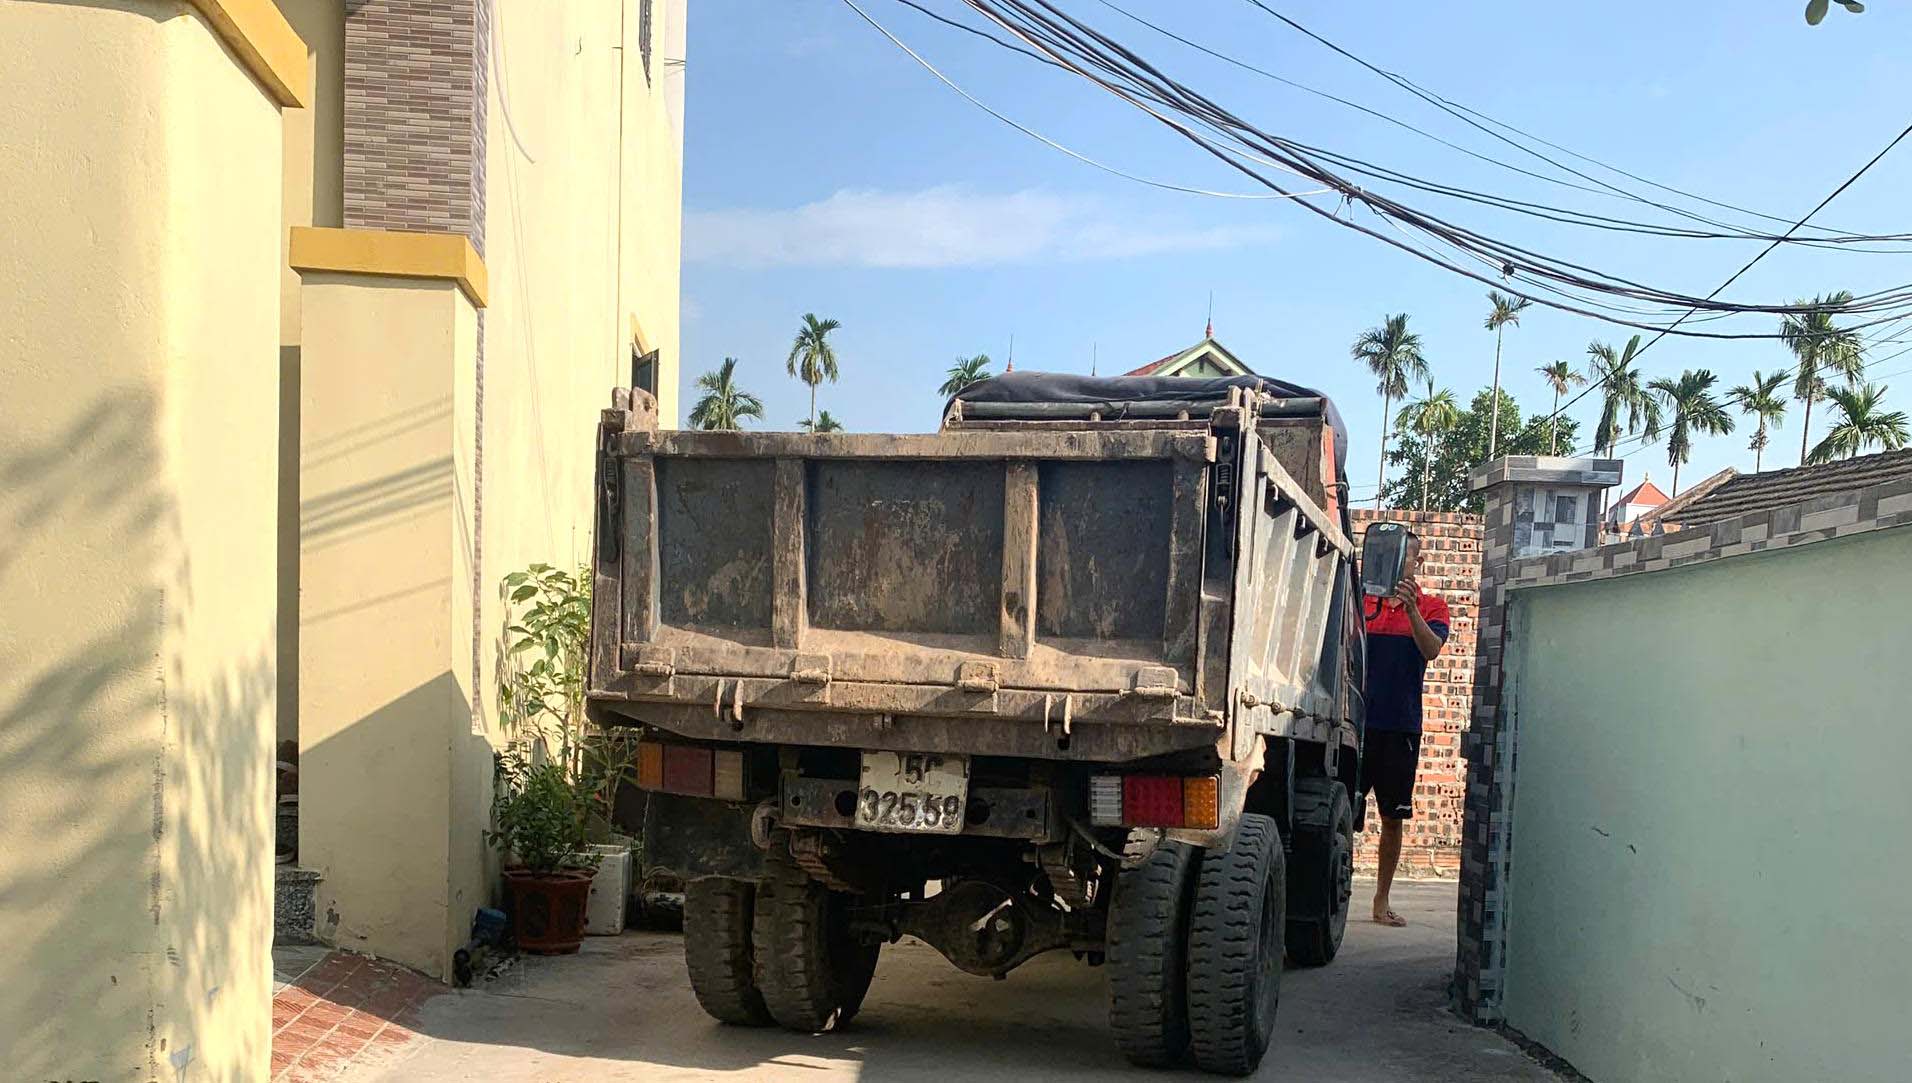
1556, 494, 1579, 524
640, 0, 653, 85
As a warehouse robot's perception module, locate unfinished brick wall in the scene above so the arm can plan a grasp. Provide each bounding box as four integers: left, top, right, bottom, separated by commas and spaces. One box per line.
1349, 509, 1481, 878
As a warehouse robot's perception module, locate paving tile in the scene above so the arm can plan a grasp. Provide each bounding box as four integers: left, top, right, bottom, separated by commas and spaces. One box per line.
336, 1011, 385, 1040
276, 984, 319, 1010
279, 1018, 333, 1047
307, 997, 353, 1024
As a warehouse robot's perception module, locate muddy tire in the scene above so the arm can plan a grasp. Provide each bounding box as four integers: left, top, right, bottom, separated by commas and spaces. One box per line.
1186, 813, 1285, 1076
684, 877, 772, 1026
1106, 837, 1199, 1067
752, 834, 881, 1032
1284, 780, 1354, 967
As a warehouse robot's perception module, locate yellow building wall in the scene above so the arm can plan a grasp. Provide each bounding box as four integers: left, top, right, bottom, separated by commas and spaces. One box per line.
274, 0, 346, 746
296, 271, 482, 979
478, 0, 684, 719
0, 3, 291, 1079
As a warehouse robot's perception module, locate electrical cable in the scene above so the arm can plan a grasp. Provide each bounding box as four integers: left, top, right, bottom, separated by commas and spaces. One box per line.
939, 0, 1912, 336
841, 0, 1328, 200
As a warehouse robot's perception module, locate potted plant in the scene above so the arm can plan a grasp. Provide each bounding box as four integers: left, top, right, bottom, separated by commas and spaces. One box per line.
489, 757, 599, 954
498, 564, 645, 938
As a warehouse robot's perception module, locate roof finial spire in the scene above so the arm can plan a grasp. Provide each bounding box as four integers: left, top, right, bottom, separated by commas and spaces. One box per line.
1205, 291, 1214, 340
1005, 333, 1014, 373
1091, 340, 1098, 377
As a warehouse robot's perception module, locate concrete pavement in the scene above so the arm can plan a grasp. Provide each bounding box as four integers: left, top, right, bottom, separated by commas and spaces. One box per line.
343, 880, 1561, 1081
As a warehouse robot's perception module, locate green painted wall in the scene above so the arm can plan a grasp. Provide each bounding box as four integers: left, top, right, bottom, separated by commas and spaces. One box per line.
1501, 527, 1912, 1083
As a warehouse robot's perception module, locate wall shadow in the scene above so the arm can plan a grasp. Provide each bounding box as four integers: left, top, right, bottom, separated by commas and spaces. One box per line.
0, 389, 277, 1081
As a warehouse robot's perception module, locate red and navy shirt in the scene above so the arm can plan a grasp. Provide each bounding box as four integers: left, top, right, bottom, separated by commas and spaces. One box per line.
1362, 590, 1450, 734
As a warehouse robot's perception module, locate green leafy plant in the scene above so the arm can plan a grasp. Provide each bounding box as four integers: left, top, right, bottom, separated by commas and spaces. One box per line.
488, 757, 597, 874
500, 564, 592, 769
1805, 0, 1864, 26
498, 562, 640, 837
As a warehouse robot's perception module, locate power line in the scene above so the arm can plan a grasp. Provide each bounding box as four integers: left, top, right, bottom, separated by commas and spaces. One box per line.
1107, 0, 1912, 255
1236, 0, 1896, 245
840, 0, 1327, 200
938, 0, 1912, 337
1500, 116, 1912, 453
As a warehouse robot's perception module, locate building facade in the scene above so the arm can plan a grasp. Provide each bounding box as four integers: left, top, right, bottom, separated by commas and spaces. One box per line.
0, 2, 686, 1076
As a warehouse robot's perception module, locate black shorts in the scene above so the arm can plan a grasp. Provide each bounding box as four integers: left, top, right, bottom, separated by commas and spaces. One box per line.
1360, 731, 1420, 821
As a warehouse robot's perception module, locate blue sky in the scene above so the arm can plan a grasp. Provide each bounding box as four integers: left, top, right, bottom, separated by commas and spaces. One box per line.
679, 1, 1911, 500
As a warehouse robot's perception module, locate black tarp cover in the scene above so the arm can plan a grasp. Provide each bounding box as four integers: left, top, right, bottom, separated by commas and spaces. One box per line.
950, 371, 1348, 482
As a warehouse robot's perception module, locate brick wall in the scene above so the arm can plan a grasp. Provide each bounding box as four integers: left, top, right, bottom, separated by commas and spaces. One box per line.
1349, 509, 1481, 879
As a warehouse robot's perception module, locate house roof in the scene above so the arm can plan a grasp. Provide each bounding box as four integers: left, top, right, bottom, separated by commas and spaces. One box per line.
1622, 467, 1737, 536
1661, 448, 1912, 528
1612, 477, 1670, 508
1122, 337, 1254, 378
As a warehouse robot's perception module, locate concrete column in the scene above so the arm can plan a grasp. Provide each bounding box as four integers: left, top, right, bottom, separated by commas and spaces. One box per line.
292, 228, 493, 979
1454, 456, 1621, 1020
0, 3, 304, 1078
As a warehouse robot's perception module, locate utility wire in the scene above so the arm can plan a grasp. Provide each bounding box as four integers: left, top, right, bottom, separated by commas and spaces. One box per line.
841, 0, 1326, 200
1511, 116, 1912, 454
1107, 0, 1912, 254
939, 0, 1912, 335
1237, 0, 1895, 245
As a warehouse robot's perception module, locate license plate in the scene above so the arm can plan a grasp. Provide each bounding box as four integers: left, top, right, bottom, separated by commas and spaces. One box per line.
855, 751, 969, 835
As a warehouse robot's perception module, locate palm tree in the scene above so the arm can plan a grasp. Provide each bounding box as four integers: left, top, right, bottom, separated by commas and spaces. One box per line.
1648, 369, 1735, 494
800, 410, 846, 433
1779, 291, 1864, 466
1535, 360, 1586, 455
1807, 383, 1909, 463
1350, 313, 1429, 509
687, 358, 764, 431
1396, 380, 1461, 511
786, 313, 842, 430
1728, 369, 1789, 472
1585, 335, 1662, 457
1483, 290, 1532, 458
938, 354, 993, 398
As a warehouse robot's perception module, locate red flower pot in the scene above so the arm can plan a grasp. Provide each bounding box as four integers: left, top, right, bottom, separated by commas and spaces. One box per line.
503, 868, 595, 954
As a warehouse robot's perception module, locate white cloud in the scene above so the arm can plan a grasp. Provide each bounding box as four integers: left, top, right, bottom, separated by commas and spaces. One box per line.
684, 186, 1278, 269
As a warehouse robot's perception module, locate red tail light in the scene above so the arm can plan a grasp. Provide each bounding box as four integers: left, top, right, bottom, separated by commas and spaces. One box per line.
1122, 775, 1185, 828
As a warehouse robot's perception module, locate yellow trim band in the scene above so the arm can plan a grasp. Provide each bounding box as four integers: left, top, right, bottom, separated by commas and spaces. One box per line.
188, 0, 310, 109
290, 227, 490, 308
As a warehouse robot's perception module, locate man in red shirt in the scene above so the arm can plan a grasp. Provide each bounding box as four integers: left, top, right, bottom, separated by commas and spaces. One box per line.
1361, 529, 1449, 927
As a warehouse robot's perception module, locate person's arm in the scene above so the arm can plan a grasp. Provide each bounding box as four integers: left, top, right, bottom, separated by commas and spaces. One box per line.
1390, 576, 1445, 661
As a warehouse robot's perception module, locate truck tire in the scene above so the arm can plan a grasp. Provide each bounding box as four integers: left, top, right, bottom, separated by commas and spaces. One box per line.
1106, 837, 1199, 1067
753, 834, 880, 1032
1185, 813, 1285, 1076
1284, 780, 1354, 967
684, 877, 771, 1026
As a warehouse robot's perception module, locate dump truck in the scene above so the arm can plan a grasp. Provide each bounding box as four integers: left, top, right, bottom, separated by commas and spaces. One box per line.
590, 372, 1365, 1075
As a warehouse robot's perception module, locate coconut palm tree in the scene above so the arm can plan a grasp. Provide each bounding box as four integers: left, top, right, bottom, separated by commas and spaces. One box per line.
1350, 313, 1429, 508
800, 410, 846, 433
1585, 335, 1662, 457
1648, 369, 1734, 494
786, 313, 842, 430
1535, 360, 1585, 455
687, 358, 765, 431
1807, 383, 1909, 463
1483, 290, 1532, 458
1779, 291, 1865, 466
1395, 380, 1461, 510
1728, 369, 1790, 472
938, 354, 993, 398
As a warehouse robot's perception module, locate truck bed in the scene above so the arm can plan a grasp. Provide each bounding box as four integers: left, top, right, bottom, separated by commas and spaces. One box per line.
587, 381, 1356, 767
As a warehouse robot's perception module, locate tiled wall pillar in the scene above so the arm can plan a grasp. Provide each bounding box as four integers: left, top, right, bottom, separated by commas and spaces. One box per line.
1454, 456, 1620, 1020
342, 0, 489, 252
341, 0, 492, 713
